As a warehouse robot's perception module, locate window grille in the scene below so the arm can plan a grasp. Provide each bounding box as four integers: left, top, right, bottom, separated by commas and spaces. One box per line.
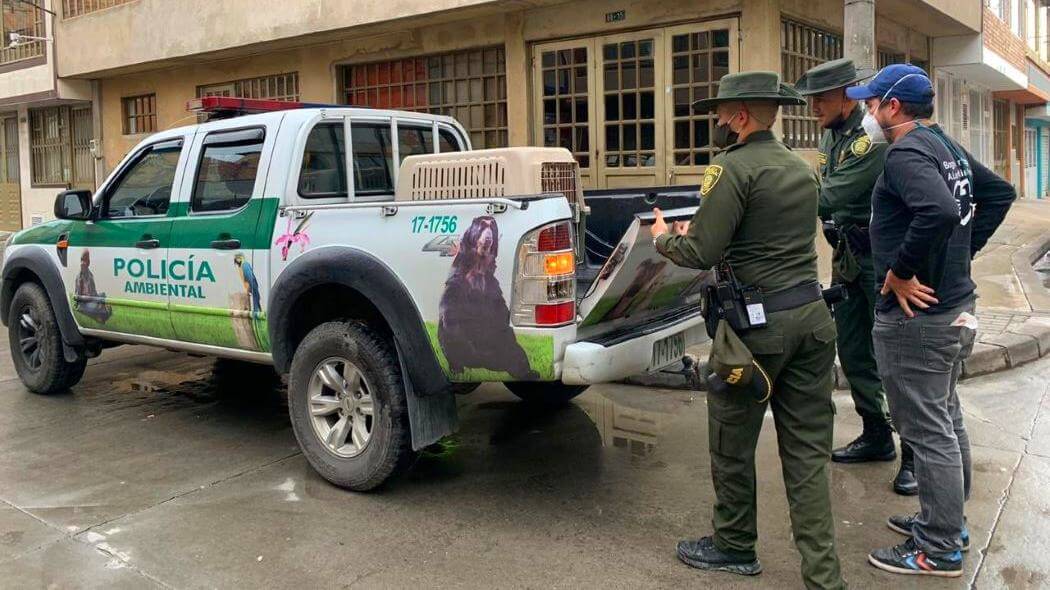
1, 1, 46, 64
340, 48, 508, 149
781, 19, 843, 148
63, 0, 136, 19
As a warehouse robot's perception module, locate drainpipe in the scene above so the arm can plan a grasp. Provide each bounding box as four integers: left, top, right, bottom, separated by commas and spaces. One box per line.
844, 0, 876, 70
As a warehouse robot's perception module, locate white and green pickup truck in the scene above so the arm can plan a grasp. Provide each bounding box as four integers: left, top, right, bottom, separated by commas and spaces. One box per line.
0, 98, 707, 490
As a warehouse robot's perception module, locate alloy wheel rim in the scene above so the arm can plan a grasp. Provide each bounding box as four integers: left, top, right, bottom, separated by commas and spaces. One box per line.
17, 308, 42, 371
307, 356, 375, 458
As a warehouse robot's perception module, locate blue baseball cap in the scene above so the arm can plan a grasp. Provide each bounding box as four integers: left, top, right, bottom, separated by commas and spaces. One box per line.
845, 63, 933, 103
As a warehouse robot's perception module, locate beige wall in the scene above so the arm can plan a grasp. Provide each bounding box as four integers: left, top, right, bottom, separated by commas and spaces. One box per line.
56, 0, 519, 78
99, 12, 510, 172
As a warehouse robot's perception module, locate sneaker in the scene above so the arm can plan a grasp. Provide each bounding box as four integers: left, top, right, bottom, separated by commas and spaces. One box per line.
868, 538, 963, 578
886, 513, 970, 552
676, 536, 762, 576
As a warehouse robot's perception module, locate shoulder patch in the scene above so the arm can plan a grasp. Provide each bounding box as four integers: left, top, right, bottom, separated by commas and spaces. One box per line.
817, 152, 827, 166
701, 165, 723, 196
851, 135, 872, 157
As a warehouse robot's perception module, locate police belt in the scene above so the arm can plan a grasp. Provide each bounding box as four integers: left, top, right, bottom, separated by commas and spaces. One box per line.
763, 281, 824, 314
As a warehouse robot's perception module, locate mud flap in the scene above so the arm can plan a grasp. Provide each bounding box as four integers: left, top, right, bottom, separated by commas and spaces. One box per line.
396, 339, 459, 450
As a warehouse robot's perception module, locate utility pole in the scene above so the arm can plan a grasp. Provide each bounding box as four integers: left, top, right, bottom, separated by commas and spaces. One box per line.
844, 0, 876, 70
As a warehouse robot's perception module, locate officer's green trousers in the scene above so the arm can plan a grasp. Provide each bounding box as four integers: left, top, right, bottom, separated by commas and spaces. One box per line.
832, 253, 890, 427
707, 301, 846, 590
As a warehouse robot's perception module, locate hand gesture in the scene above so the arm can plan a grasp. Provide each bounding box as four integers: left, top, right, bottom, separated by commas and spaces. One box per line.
881, 269, 938, 318
673, 220, 690, 236
650, 208, 668, 238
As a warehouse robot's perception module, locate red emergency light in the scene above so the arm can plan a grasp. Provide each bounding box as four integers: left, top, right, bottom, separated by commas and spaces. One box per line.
186, 96, 348, 120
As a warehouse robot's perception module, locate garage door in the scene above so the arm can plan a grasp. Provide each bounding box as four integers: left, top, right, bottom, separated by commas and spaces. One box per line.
532, 19, 738, 189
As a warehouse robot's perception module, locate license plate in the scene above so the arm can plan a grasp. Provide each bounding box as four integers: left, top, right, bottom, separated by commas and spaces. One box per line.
650, 332, 686, 370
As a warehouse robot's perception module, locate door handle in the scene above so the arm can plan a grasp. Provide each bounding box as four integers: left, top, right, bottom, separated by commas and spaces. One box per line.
135, 239, 160, 249
210, 238, 241, 250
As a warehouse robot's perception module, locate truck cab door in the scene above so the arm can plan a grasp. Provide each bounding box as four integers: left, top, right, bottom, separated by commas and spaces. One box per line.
67, 138, 187, 340
167, 125, 276, 351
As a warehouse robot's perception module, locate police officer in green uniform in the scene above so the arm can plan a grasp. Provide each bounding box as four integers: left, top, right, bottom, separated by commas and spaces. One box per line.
794, 59, 916, 495
651, 71, 846, 590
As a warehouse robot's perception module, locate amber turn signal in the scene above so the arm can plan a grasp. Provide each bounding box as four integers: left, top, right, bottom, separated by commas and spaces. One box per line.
543, 252, 574, 276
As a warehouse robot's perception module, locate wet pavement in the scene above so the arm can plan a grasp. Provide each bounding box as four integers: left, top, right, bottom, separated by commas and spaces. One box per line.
1, 334, 1049, 589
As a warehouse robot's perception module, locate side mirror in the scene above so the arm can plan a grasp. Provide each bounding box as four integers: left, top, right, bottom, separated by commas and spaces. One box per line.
54, 189, 93, 220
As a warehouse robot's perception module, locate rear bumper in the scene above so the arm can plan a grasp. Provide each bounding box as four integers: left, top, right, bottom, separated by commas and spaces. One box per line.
560, 311, 707, 385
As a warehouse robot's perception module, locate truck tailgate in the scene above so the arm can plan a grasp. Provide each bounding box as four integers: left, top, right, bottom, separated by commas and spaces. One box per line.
576, 207, 711, 342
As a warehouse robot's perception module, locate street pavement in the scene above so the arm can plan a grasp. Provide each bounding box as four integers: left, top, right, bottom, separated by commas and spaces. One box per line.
1, 330, 1049, 589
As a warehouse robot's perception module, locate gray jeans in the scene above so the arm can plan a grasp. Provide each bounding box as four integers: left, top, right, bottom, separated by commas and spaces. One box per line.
872, 300, 976, 555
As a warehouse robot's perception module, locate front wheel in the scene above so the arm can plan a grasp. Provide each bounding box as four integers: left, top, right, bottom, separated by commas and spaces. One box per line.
505, 381, 589, 406
288, 321, 415, 491
8, 282, 86, 394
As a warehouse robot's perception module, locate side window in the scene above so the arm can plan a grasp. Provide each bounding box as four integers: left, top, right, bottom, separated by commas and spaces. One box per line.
351, 123, 394, 196
299, 122, 346, 198
438, 128, 463, 153
397, 125, 432, 164
104, 141, 182, 218
192, 128, 264, 213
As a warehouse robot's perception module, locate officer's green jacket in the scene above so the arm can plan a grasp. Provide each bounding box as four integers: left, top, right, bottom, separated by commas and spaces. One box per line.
817, 106, 887, 227
655, 129, 819, 293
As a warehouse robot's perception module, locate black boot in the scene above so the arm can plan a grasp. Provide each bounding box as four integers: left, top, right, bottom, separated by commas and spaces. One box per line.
893, 443, 918, 496
676, 536, 762, 576
832, 420, 897, 463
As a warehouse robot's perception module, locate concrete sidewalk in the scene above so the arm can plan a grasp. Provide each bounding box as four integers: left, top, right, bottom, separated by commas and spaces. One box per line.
632, 199, 1050, 390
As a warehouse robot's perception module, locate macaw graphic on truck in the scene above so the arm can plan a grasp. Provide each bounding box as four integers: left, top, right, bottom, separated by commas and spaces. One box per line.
233, 253, 261, 314
437, 216, 540, 381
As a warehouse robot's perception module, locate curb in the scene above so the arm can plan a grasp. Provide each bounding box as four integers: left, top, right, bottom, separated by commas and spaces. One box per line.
622, 314, 1050, 391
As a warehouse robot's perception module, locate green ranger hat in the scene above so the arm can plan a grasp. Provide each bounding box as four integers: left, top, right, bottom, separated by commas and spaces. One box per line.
692, 71, 806, 112
793, 58, 876, 96
706, 320, 773, 403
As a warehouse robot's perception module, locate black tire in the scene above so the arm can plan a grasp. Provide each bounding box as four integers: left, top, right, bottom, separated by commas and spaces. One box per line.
288, 321, 415, 491
8, 282, 86, 394
505, 381, 589, 406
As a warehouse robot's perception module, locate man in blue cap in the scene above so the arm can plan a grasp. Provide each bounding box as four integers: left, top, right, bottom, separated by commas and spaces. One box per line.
846, 64, 1015, 577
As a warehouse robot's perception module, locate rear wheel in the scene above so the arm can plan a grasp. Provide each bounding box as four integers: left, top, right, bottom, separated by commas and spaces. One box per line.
288, 321, 414, 491
8, 282, 86, 394
505, 381, 589, 406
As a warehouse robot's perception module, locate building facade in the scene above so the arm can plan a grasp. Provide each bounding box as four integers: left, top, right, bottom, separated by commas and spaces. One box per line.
0, 0, 995, 226
0, 0, 95, 231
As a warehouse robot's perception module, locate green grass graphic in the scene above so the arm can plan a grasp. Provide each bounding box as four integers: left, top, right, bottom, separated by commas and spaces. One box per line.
424, 322, 555, 382
73, 296, 269, 352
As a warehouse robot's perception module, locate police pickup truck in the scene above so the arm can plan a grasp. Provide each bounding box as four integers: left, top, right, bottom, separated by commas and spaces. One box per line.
0, 97, 706, 490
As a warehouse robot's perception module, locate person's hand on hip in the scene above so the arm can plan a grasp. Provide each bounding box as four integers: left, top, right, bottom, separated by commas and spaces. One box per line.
881, 269, 938, 318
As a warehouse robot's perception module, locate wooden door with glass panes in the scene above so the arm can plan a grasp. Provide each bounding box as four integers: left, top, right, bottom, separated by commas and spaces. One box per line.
0, 116, 22, 231
534, 39, 598, 187
595, 30, 664, 188
664, 20, 737, 186
533, 19, 738, 189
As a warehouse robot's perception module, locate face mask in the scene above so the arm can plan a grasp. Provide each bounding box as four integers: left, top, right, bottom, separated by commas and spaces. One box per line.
863, 73, 924, 143
862, 104, 916, 144
713, 112, 741, 148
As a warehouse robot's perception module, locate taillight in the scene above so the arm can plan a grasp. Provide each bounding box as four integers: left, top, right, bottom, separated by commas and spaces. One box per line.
512, 221, 576, 327
535, 302, 575, 324
537, 223, 571, 251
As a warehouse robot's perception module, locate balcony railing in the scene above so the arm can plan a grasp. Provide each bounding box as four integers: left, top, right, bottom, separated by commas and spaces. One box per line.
62, 0, 136, 19
0, 3, 46, 65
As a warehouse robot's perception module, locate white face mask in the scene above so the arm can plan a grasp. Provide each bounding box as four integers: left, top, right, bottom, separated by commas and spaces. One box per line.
862, 73, 924, 143
863, 108, 916, 144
